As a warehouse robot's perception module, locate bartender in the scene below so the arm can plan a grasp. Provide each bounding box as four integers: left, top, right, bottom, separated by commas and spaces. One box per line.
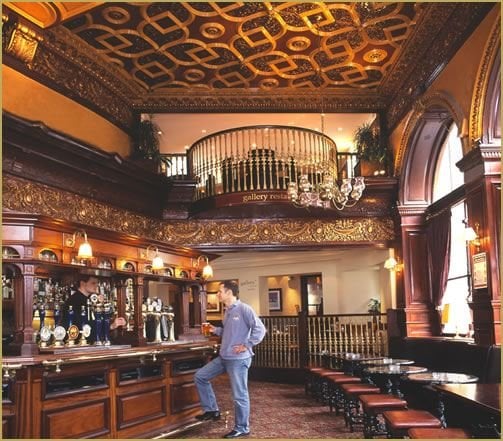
62, 274, 126, 342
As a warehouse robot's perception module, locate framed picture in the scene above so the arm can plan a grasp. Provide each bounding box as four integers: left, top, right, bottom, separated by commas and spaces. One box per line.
472, 252, 488, 289
268, 288, 282, 312
206, 292, 220, 313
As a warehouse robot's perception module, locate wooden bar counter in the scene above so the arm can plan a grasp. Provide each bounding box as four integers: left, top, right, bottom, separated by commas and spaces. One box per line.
2, 213, 219, 438
2, 341, 214, 438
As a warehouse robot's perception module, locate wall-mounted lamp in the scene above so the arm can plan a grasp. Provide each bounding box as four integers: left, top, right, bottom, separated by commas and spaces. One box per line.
66, 230, 93, 259
463, 220, 480, 250
195, 255, 213, 279
146, 245, 164, 270
384, 256, 403, 272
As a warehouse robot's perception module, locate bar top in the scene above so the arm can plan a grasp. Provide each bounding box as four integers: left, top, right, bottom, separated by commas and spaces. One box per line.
2, 340, 214, 367
434, 383, 501, 415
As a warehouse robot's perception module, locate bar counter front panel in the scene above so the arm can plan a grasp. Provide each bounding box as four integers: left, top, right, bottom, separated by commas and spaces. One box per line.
2, 343, 212, 439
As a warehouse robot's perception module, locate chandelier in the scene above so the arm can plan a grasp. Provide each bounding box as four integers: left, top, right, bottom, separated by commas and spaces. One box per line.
288, 173, 365, 210
287, 17, 365, 211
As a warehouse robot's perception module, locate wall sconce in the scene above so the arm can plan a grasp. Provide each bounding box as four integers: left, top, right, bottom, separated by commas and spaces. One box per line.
463, 220, 481, 250
146, 245, 164, 270
66, 230, 93, 259
195, 255, 213, 279
384, 256, 403, 272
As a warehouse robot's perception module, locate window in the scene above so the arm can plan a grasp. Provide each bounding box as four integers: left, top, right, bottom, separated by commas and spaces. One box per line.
432, 122, 472, 337
440, 202, 472, 336
432, 123, 464, 202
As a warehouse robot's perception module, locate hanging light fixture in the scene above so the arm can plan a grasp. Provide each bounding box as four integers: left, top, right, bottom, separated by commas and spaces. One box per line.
195, 255, 213, 280
287, 16, 365, 210
67, 230, 93, 259
145, 245, 164, 270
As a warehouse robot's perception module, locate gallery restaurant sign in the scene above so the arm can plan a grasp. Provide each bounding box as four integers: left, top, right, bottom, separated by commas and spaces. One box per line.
214, 191, 290, 207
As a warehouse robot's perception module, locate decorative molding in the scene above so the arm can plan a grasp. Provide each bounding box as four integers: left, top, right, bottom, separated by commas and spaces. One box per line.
133, 89, 387, 113
386, 3, 494, 131
397, 205, 428, 217
395, 91, 466, 175
3, 175, 396, 247
469, 15, 501, 147
3, 15, 42, 68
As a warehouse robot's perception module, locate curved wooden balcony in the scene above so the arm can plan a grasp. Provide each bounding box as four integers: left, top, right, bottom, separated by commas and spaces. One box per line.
187, 125, 338, 200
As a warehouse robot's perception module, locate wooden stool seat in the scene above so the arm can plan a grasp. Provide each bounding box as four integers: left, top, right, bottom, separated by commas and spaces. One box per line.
341, 383, 380, 395
384, 410, 442, 438
328, 375, 362, 384
408, 427, 471, 438
359, 394, 408, 438
319, 370, 345, 377
340, 384, 381, 432
360, 394, 408, 410
308, 367, 325, 373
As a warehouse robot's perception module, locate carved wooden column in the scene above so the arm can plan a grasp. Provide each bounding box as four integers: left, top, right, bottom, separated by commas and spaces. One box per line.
458, 145, 501, 345
398, 206, 441, 336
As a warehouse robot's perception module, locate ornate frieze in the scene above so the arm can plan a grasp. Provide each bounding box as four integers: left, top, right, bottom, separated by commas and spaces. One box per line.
3, 175, 395, 247
2, 14, 41, 68
133, 89, 387, 113
469, 16, 501, 147
386, 3, 494, 131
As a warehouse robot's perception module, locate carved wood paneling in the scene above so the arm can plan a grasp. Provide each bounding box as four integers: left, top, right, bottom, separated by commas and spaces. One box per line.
42, 399, 110, 438
170, 382, 200, 414
3, 175, 396, 248
117, 388, 167, 430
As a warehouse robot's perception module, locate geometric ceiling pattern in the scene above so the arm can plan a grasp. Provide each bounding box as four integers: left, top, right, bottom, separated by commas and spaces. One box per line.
63, 2, 421, 91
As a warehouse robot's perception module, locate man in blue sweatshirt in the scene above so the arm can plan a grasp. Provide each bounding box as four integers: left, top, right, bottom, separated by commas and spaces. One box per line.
194, 280, 266, 438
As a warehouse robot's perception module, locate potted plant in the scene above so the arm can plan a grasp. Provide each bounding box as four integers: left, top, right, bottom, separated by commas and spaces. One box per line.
367, 297, 381, 314
353, 122, 388, 176
131, 115, 170, 173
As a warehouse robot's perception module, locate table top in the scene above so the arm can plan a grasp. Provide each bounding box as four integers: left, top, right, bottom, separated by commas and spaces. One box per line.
333, 353, 384, 362
360, 358, 414, 366
433, 383, 501, 416
365, 365, 427, 375
407, 372, 479, 384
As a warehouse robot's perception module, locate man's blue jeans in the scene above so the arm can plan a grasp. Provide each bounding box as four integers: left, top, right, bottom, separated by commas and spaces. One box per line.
194, 356, 253, 433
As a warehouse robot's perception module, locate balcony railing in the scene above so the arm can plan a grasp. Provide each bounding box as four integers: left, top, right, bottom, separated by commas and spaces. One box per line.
187, 125, 338, 200
253, 313, 388, 369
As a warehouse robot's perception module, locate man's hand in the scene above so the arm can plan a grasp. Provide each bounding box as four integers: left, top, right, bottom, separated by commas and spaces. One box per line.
232, 344, 248, 354
111, 317, 126, 330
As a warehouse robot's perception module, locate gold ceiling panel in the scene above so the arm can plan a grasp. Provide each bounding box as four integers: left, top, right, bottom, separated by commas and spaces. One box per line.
61, 2, 421, 91
4, 2, 101, 28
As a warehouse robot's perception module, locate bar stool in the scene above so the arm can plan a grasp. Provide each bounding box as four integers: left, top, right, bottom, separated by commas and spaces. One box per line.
339, 383, 381, 431
383, 409, 442, 438
326, 374, 362, 414
359, 394, 408, 438
305, 367, 324, 396
408, 427, 471, 438
318, 370, 346, 404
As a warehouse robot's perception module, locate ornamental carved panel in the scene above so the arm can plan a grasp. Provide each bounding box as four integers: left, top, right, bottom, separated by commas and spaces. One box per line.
3, 175, 395, 247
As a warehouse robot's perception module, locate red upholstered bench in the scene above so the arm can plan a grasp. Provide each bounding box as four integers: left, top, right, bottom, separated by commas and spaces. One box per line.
408, 427, 471, 438
340, 383, 381, 431
360, 394, 408, 438
383, 409, 442, 438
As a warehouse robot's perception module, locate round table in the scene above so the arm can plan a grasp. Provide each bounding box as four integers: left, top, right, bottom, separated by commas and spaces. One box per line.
360, 358, 415, 366
407, 372, 479, 384
365, 365, 428, 398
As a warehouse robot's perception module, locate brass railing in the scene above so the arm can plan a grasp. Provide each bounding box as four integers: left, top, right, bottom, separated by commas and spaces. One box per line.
306, 313, 388, 368
187, 125, 338, 200
254, 316, 300, 368
253, 313, 387, 369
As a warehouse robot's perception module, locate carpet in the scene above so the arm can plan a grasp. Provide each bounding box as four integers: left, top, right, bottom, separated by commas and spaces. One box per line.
178, 375, 364, 439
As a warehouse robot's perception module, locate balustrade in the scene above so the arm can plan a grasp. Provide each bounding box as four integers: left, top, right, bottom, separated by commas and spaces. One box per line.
186, 125, 338, 199
253, 313, 387, 369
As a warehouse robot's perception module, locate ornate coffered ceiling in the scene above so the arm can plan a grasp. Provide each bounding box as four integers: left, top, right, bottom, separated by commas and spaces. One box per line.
63, 2, 420, 92
2, 2, 495, 130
